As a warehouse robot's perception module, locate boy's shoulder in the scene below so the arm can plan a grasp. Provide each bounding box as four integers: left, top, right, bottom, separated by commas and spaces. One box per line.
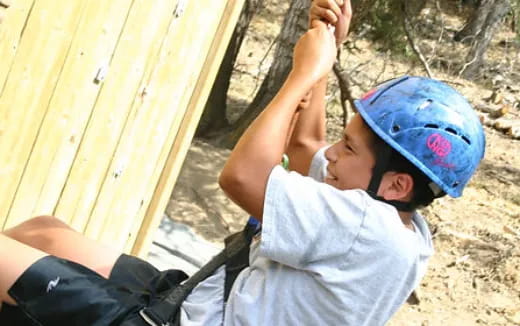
370, 201, 434, 259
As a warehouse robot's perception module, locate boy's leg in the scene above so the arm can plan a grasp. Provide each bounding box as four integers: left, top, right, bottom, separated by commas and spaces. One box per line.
0, 233, 143, 325
3, 216, 120, 278
0, 234, 47, 307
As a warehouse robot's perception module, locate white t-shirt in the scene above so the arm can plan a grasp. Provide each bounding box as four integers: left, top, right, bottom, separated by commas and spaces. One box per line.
180, 147, 434, 325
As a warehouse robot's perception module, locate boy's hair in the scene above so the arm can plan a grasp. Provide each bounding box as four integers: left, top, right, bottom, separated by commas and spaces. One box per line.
371, 133, 442, 210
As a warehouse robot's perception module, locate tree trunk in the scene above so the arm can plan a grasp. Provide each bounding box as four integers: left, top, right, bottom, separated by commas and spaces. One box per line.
219, 0, 310, 148
454, 0, 494, 42
461, 0, 511, 79
196, 0, 264, 137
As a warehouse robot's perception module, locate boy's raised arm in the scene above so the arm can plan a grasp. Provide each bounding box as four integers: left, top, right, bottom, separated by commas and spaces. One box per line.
285, 76, 328, 175
286, 0, 352, 175
219, 21, 337, 221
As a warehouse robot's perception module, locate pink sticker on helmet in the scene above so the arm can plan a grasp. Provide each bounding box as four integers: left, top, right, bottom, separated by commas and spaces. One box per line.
427, 133, 452, 157
362, 88, 377, 100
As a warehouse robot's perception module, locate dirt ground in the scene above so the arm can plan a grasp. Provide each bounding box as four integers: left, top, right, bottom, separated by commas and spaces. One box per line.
166, 1, 520, 324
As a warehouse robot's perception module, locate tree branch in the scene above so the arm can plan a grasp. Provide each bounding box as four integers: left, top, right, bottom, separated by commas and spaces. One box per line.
401, 2, 433, 78
428, 0, 446, 63
333, 49, 356, 126
251, 35, 279, 98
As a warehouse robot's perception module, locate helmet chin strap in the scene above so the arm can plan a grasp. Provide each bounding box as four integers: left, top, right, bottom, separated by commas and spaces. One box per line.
366, 145, 415, 212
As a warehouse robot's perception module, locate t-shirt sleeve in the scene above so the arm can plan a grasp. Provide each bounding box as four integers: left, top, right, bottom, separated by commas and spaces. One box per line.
259, 165, 367, 270
307, 146, 329, 182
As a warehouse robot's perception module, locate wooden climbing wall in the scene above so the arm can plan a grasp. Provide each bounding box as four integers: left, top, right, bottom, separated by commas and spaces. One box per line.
0, 0, 245, 256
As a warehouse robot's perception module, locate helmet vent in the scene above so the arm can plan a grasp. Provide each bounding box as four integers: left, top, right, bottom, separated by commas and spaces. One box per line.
461, 135, 471, 145
418, 100, 433, 110
445, 127, 458, 135
424, 124, 439, 129
392, 124, 401, 132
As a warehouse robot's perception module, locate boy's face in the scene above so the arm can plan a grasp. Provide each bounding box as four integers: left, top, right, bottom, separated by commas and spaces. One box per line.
324, 114, 377, 191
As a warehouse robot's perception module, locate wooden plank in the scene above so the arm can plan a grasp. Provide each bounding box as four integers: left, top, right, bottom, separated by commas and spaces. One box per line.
54, 0, 178, 231
0, 0, 87, 229
131, 0, 247, 257
84, 0, 233, 252
5, 0, 133, 227
0, 0, 34, 93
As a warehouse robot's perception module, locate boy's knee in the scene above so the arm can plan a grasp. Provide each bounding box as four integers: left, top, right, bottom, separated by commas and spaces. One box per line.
26, 215, 69, 229
3, 215, 71, 243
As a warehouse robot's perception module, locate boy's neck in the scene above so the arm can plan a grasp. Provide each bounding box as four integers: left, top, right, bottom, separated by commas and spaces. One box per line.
398, 211, 415, 231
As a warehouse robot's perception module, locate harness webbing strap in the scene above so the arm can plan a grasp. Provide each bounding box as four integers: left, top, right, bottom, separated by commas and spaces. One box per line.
135, 223, 256, 326
223, 222, 257, 302
136, 250, 227, 326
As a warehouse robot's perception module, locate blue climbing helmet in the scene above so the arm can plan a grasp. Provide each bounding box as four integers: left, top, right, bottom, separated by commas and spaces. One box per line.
355, 76, 485, 200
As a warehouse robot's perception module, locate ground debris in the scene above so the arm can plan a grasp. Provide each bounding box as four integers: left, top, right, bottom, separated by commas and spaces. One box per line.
478, 112, 520, 139
503, 225, 520, 238
505, 310, 520, 325
446, 254, 470, 267
407, 290, 421, 305
435, 228, 503, 252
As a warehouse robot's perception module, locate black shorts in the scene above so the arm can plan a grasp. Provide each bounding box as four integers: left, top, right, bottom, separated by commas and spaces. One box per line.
0, 254, 188, 326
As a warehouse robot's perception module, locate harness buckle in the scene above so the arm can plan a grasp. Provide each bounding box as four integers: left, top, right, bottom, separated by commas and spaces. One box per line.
138, 308, 170, 326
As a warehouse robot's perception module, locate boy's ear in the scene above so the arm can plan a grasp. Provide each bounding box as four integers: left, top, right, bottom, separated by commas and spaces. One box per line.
380, 172, 414, 202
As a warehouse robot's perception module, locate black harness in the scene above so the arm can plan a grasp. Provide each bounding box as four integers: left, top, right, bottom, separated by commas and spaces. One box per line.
125, 222, 257, 326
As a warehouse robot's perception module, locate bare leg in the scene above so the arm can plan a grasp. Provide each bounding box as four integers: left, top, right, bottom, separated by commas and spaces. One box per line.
3, 216, 121, 279
0, 234, 47, 308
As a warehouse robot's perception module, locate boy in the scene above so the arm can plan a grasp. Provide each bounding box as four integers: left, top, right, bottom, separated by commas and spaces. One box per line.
0, 0, 485, 325
218, 5, 485, 325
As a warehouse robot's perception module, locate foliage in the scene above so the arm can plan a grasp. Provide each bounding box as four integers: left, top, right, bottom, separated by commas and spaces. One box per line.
364, 1, 408, 54
356, 0, 425, 58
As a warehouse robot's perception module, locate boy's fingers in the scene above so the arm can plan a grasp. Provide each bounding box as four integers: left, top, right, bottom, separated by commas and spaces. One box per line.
310, 6, 338, 25
311, 0, 342, 20
324, 0, 342, 17
315, 0, 342, 10
333, 0, 352, 45
341, 0, 352, 17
